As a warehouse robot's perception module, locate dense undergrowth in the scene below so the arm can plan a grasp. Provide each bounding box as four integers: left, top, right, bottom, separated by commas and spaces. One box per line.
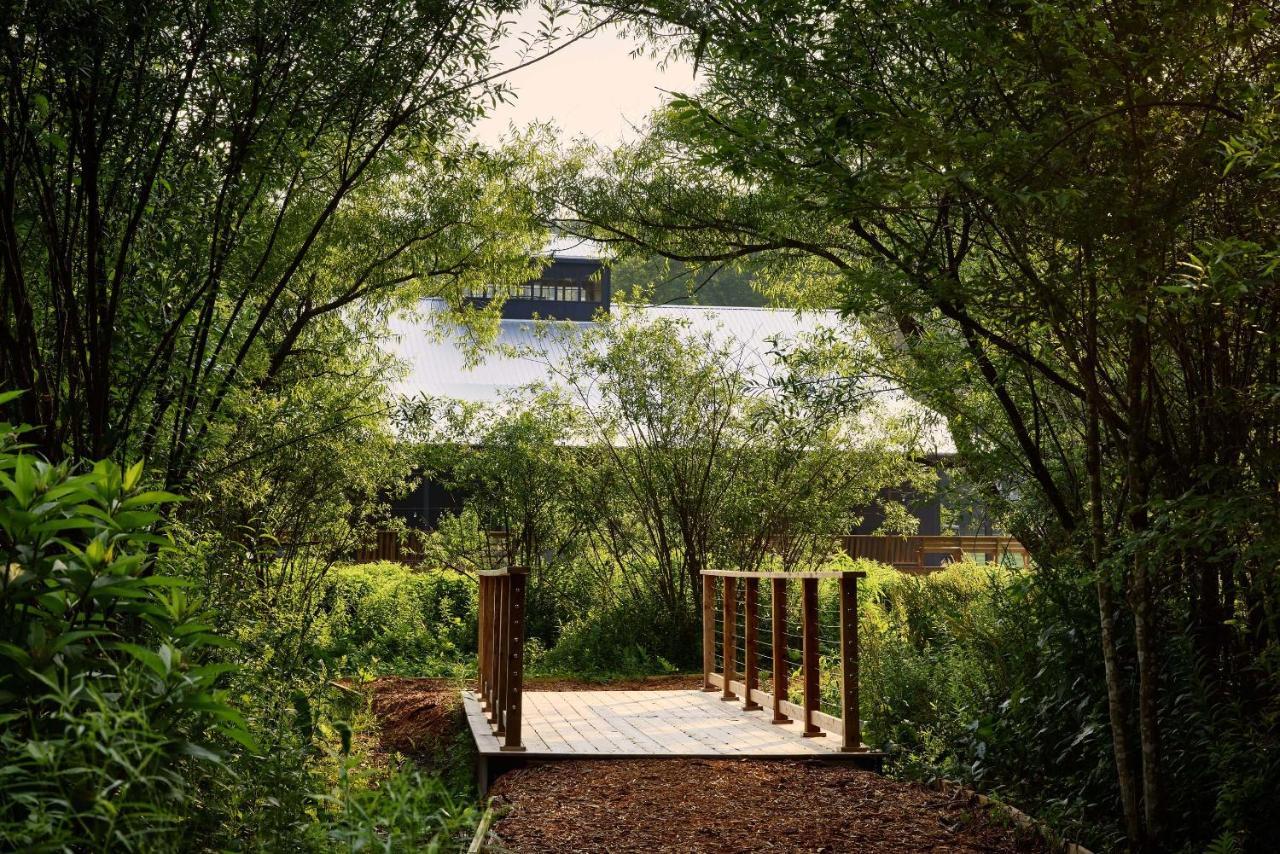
0, 424, 480, 851
307, 556, 1278, 853
7, 450, 1275, 854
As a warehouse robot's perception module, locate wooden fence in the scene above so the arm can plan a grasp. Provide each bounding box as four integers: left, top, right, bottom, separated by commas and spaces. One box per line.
838, 534, 1028, 572
476, 566, 528, 751
701, 569, 868, 752
353, 530, 423, 565
355, 531, 1026, 572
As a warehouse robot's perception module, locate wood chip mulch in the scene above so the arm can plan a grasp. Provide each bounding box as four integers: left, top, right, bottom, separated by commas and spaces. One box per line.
488, 759, 1047, 854
367, 676, 464, 759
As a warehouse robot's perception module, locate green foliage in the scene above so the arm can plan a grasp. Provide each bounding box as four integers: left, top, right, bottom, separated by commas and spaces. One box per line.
558, 1, 1280, 848
0, 404, 248, 850
612, 254, 769, 306
317, 760, 480, 853
411, 393, 595, 643
312, 563, 476, 677
557, 310, 927, 623
0, 0, 550, 476
856, 562, 1098, 846
541, 593, 687, 676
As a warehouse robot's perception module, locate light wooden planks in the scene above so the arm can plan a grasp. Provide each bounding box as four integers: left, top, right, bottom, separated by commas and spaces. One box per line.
464, 689, 866, 758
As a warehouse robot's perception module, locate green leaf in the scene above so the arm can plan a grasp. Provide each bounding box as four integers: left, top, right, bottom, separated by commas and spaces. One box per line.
123, 460, 144, 491
50, 629, 110, 652
120, 490, 185, 508
180, 742, 225, 764
0, 642, 32, 666
112, 642, 168, 678
220, 725, 261, 753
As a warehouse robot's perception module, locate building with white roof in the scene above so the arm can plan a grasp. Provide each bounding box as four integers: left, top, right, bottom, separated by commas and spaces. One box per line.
378, 250, 959, 533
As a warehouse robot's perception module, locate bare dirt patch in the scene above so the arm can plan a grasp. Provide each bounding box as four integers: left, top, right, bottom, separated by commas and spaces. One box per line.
489, 759, 1046, 853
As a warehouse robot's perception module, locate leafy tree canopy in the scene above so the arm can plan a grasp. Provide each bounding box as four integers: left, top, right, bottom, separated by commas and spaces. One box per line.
555, 1, 1280, 848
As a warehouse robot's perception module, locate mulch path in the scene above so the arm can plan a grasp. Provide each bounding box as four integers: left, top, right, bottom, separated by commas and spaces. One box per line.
488, 759, 1047, 854
367, 677, 1047, 852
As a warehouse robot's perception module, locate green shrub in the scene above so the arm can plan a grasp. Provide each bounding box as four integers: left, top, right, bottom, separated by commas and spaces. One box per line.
856, 560, 1118, 849
0, 399, 249, 851
315, 756, 480, 852
543, 596, 693, 676
312, 562, 476, 676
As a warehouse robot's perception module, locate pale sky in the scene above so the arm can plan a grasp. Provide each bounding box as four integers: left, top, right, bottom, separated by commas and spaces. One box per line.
472, 12, 696, 148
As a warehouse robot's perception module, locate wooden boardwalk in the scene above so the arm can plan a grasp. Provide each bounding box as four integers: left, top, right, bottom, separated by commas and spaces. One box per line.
464, 689, 873, 759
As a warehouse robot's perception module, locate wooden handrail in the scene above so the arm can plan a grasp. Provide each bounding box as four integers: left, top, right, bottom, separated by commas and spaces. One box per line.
837, 534, 1028, 572
701, 569, 867, 752
477, 566, 528, 751
356, 530, 1029, 576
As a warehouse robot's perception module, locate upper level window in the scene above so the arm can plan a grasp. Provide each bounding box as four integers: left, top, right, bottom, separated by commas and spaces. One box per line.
469, 278, 601, 303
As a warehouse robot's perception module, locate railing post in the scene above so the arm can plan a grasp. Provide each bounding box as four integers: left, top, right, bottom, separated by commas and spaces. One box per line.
742, 576, 761, 711
477, 575, 489, 701
485, 575, 498, 718
801, 577, 823, 737
721, 575, 737, 700
701, 573, 716, 691
502, 567, 528, 751
839, 572, 865, 752
493, 576, 509, 733
491, 575, 504, 716
770, 577, 790, 724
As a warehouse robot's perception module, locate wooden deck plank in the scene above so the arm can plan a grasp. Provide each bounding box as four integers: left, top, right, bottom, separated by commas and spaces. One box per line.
464, 689, 874, 760
521, 693, 574, 752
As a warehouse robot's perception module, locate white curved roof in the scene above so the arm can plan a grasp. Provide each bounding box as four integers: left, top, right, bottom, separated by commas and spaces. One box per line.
383, 300, 954, 454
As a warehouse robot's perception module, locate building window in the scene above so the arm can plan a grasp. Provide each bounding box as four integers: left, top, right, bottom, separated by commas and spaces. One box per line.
468, 278, 600, 303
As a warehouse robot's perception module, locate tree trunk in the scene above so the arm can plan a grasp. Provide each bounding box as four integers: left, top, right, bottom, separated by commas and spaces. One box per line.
1123, 316, 1162, 849
1084, 275, 1143, 848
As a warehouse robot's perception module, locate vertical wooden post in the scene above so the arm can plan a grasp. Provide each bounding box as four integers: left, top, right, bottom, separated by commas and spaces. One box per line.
482, 576, 492, 715
489, 576, 502, 715
770, 577, 790, 724
484, 576, 497, 718
801, 577, 823, 737
701, 574, 717, 691
742, 576, 761, 711
839, 572, 864, 752
493, 576, 509, 734
721, 575, 737, 700
477, 575, 489, 700
502, 568, 527, 751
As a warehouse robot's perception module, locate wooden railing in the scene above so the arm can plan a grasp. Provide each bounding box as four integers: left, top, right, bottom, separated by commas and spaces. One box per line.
838, 534, 1028, 572
701, 569, 867, 752
357, 530, 1026, 574
476, 566, 528, 751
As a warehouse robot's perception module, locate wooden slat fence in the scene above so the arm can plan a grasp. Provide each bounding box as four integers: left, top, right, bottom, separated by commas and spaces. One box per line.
353, 530, 423, 565
701, 569, 868, 752
838, 534, 1029, 572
